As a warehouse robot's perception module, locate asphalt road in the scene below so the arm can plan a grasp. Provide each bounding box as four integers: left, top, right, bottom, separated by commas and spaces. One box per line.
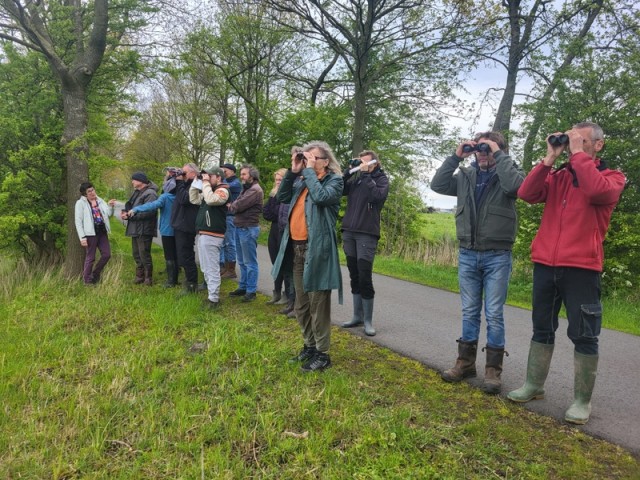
249, 244, 639, 456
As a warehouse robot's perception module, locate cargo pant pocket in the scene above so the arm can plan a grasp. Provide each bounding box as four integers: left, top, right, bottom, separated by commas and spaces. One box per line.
579, 303, 602, 339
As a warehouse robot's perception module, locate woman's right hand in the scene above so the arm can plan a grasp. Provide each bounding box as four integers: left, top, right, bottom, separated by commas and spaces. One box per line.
80, 238, 88, 247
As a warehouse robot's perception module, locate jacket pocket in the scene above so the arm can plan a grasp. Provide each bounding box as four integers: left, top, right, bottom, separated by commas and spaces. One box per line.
483, 205, 516, 241
579, 303, 602, 339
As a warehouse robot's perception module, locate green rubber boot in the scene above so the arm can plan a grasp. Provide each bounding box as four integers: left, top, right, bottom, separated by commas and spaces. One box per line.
507, 341, 554, 403
342, 294, 364, 328
564, 352, 598, 425
362, 297, 376, 336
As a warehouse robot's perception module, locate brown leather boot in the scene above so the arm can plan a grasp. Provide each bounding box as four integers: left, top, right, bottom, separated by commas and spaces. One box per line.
221, 261, 237, 279
441, 339, 478, 382
143, 266, 153, 286
134, 266, 145, 284
481, 346, 508, 394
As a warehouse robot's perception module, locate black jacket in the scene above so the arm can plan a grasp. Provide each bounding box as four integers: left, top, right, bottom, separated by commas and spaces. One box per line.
124, 183, 158, 237
170, 179, 199, 234
341, 167, 389, 238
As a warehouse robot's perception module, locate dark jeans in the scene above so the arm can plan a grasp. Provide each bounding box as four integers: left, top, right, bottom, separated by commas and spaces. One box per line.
343, 231, 378, 299
175, 229, 198, 283
83, 231, 111, 283
132, 235, 153, 270
532, 263, 602, 355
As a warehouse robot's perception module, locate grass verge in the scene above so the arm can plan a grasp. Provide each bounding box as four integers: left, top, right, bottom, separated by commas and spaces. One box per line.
0, 226, 638, 478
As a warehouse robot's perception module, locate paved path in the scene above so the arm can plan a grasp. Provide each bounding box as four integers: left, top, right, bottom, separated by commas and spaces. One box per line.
249, 245, 639, 456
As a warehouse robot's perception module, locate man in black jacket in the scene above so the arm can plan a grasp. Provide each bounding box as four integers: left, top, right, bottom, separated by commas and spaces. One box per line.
121, 172, 158, 285
170, 163, 201, 293
340, 150, 389, 336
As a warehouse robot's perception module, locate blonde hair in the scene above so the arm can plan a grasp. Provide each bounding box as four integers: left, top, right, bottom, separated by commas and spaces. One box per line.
270, 168, 287, 196
302, 140, 342, 175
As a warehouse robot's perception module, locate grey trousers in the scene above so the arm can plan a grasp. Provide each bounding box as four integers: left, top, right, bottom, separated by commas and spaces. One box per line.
293, 242, 332, 353
198, 234, 224, 302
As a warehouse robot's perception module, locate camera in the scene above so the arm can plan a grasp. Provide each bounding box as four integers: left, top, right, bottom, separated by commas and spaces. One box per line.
348, 158, 362, 167
462, 143, 491, 154
548, 134, 569, 146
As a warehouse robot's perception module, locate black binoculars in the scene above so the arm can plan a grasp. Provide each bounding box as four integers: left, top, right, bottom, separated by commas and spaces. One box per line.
295, 152, 306, 162
348, 158, 362, 167
462, 143, 491, 154
548, 134, 569, 146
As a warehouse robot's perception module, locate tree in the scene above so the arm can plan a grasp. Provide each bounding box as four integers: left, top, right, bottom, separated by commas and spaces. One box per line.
263, 0, 468, 156
0, 0, 153, 274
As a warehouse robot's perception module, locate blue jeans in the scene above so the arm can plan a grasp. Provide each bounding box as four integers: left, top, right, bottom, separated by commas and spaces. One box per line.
236, 226, 260, 293
458, 248, 512, 348
220, 216, 237, 263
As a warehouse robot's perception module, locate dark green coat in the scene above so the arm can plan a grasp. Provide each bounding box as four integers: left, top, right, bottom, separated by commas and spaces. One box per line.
271, 167, 344, 304
430, 151, 524, 251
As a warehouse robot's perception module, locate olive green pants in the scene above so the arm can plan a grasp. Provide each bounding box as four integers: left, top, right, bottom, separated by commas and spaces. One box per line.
292, 242, 332, 353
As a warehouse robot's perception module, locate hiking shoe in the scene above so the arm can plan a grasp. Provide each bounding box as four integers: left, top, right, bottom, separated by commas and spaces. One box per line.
289, 346, 317, 364
229, 288, 246, 297
204, 300, 220, 310
241, 292, 257, 303
301, 352, 331, 372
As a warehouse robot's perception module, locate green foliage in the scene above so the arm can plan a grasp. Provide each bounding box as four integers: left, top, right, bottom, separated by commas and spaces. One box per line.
0, 45, 66, 259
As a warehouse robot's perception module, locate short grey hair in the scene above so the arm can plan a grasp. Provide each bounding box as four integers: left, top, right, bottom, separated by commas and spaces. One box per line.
573, 122, 604, 141
302, 140, 342, 175
241, 164, 260, 182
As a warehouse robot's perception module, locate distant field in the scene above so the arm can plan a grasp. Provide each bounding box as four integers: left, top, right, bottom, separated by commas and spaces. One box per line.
416, 212, 455, 244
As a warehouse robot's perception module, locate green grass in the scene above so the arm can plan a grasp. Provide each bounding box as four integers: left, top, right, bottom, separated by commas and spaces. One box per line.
1, 226, 639, 478
416, 212, 456, 244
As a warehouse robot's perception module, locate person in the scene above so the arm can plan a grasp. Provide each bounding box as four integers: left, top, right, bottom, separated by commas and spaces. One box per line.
431, 131, 524, 394
74, 182, 116, 285
227, 165, 264, 302
189, 166, 230, 309
220, 163, 242, 279
121, 172, 158, 285
271, 141, 344, 372
340, 150, 389, 336
128, 168, 178, 287
170, 163, 200, 293
507, 122, 626, 424
263, 168, 291, 304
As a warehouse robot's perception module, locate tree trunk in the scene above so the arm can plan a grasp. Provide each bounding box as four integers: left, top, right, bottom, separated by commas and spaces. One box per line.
62, 85, 90, 278
493, 66, 518, 137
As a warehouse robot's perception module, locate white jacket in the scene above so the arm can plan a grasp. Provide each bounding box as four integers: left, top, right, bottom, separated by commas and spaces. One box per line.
74, 196, 114, 239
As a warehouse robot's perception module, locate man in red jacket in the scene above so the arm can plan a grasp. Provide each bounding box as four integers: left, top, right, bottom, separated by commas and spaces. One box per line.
508, 122, 626, 425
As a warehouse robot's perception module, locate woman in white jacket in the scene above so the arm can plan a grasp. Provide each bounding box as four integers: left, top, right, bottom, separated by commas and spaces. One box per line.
74, 182, 116, 284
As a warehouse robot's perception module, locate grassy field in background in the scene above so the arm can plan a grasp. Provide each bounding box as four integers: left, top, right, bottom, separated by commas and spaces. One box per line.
373, 213, 640, 336
0, 226, 639, 478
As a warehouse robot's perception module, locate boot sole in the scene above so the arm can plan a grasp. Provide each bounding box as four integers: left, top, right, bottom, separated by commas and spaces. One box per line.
564, 416, 589, 425
441, 371, 477, 383
507, 393, 545, 403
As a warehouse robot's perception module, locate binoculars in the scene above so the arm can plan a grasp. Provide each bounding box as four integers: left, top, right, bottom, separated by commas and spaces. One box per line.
548, 134, 569, 146
462, 143, 491, 154
348, 158, 362, 167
